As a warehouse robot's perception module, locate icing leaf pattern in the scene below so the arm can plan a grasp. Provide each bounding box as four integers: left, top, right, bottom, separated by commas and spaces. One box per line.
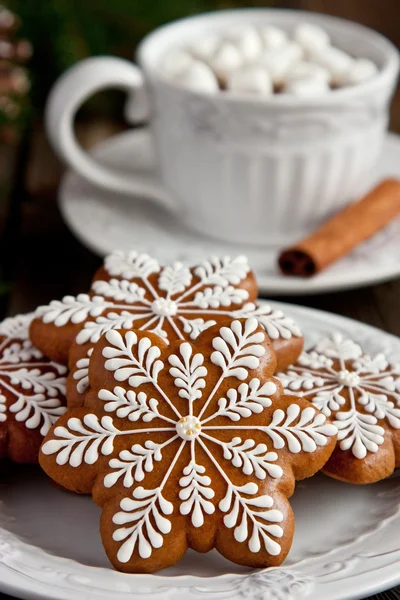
214, 379, 276, 421
168, 343, 207, 403
232, 303, 302, 341
218, 481, 283, 556
73, 348, 93, 394
179, 457, 215, 527
99, 386, 163, 422
103, 331, 164, 388
210, 318, 266, 381
113, 486, 174, 563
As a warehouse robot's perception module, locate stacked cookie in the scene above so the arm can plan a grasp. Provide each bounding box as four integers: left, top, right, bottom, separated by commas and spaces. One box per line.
0, 313, 67, 462
2, 251, 399, 573
276, 334, 400, 483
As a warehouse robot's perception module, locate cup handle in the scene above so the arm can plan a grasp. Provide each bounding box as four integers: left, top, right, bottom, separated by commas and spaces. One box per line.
45, 56, 175, 209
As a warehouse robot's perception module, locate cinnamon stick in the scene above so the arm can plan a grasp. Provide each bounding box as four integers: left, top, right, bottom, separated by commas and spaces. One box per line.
278, 179, 400, 277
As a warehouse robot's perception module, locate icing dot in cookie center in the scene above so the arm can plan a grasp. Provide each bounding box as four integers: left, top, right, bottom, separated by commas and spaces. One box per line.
176, 416, 201, 440
337, 370, 360, 387
151, 298, 178, 317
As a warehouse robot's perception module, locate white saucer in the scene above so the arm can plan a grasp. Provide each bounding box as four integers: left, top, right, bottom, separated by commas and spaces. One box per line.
59, 130, 400, 295
1, 301, 400, 600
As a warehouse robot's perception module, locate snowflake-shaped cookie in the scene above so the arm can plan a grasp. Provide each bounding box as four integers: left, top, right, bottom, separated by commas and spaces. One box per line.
30, 251, 303, 408
40, 317, 336, 572
277, 332, 400, 483
0, 313, 67, 463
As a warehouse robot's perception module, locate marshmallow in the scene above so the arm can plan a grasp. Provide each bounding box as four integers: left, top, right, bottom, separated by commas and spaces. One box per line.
225, 25, 263, 62
294, 23, 330, 55
171, 60, 219, 93
210, 41, 243, 81
160, 50, 194, 79
309, 46, 354, 85
190, 35, 220, 62
161, 22, 379, 97
259, 41, 303, 85
226, 65, 273, 96
286, 61, 330, 84
341, 58, 378, 86
259, 25, 288, 50
284, 77, 330, 97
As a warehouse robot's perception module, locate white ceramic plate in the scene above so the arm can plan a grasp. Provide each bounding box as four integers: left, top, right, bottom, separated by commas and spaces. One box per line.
1, 301, 399, 600
58, 130, 400, 296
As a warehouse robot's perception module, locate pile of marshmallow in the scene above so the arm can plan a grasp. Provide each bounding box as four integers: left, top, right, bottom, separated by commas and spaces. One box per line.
160, 22, 379, 98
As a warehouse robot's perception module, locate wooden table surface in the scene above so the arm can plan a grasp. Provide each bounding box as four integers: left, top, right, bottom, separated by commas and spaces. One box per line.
0, 121, 399, 600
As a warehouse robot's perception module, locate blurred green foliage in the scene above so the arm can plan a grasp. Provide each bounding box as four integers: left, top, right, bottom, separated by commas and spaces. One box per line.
7, 0, 276, 112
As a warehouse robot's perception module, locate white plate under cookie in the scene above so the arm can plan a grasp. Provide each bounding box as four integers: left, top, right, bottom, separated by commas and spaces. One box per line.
1, 301, 399, 600
58, 130, 400, 296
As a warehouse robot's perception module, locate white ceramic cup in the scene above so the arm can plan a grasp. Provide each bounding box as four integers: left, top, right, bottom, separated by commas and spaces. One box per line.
46, 9, 399, 247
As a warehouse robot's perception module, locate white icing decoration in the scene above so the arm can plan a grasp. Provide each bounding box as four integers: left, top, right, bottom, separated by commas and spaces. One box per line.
42, 414, 119, 466
103, 331, 164, 388
38, 294, 108, 327
178, 317, 216, 339
105, 438, 175, 488
0, 340, 42, 364
73, 348, 93, 394
210, 318, 265, 381
0, 394, 6, 422
217, 479, 283, 555
99, 386, 163, 422
260, 404, 336, 453
213, 379, 276, 422
91, 279, 148, 304
7, 367, 65, 396
147, 324, 168, 340
193, 256, 250, 286
176, 415, 202, 440
179, 456, 215, 527
42, 413, 174, 467
277, 333, 400, 459
218, 436, 283, 479
43, 318, 336, 562
112, 485, 174, 562
335, 410, 384, 458
314, 333, 362, 361
105, 250, 160, 280
112, 447, 179, 562
158, 262, 192, 296
232, 303, 302, 340
168, 343, 207, 402
0, 314, 66, 435
191, 286, 249, 309
151, 298, 178, 317
76, 312, 140, 345
336, 370, 360, 387
9, 393, 65, 435
0, 313, 33, 340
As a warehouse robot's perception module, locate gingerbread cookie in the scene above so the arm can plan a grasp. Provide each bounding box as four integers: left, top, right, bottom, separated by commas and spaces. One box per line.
277, 332, 400, 484
40, 317, 336, 572
0, 313, 67, 462
30, 251, 303, 408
